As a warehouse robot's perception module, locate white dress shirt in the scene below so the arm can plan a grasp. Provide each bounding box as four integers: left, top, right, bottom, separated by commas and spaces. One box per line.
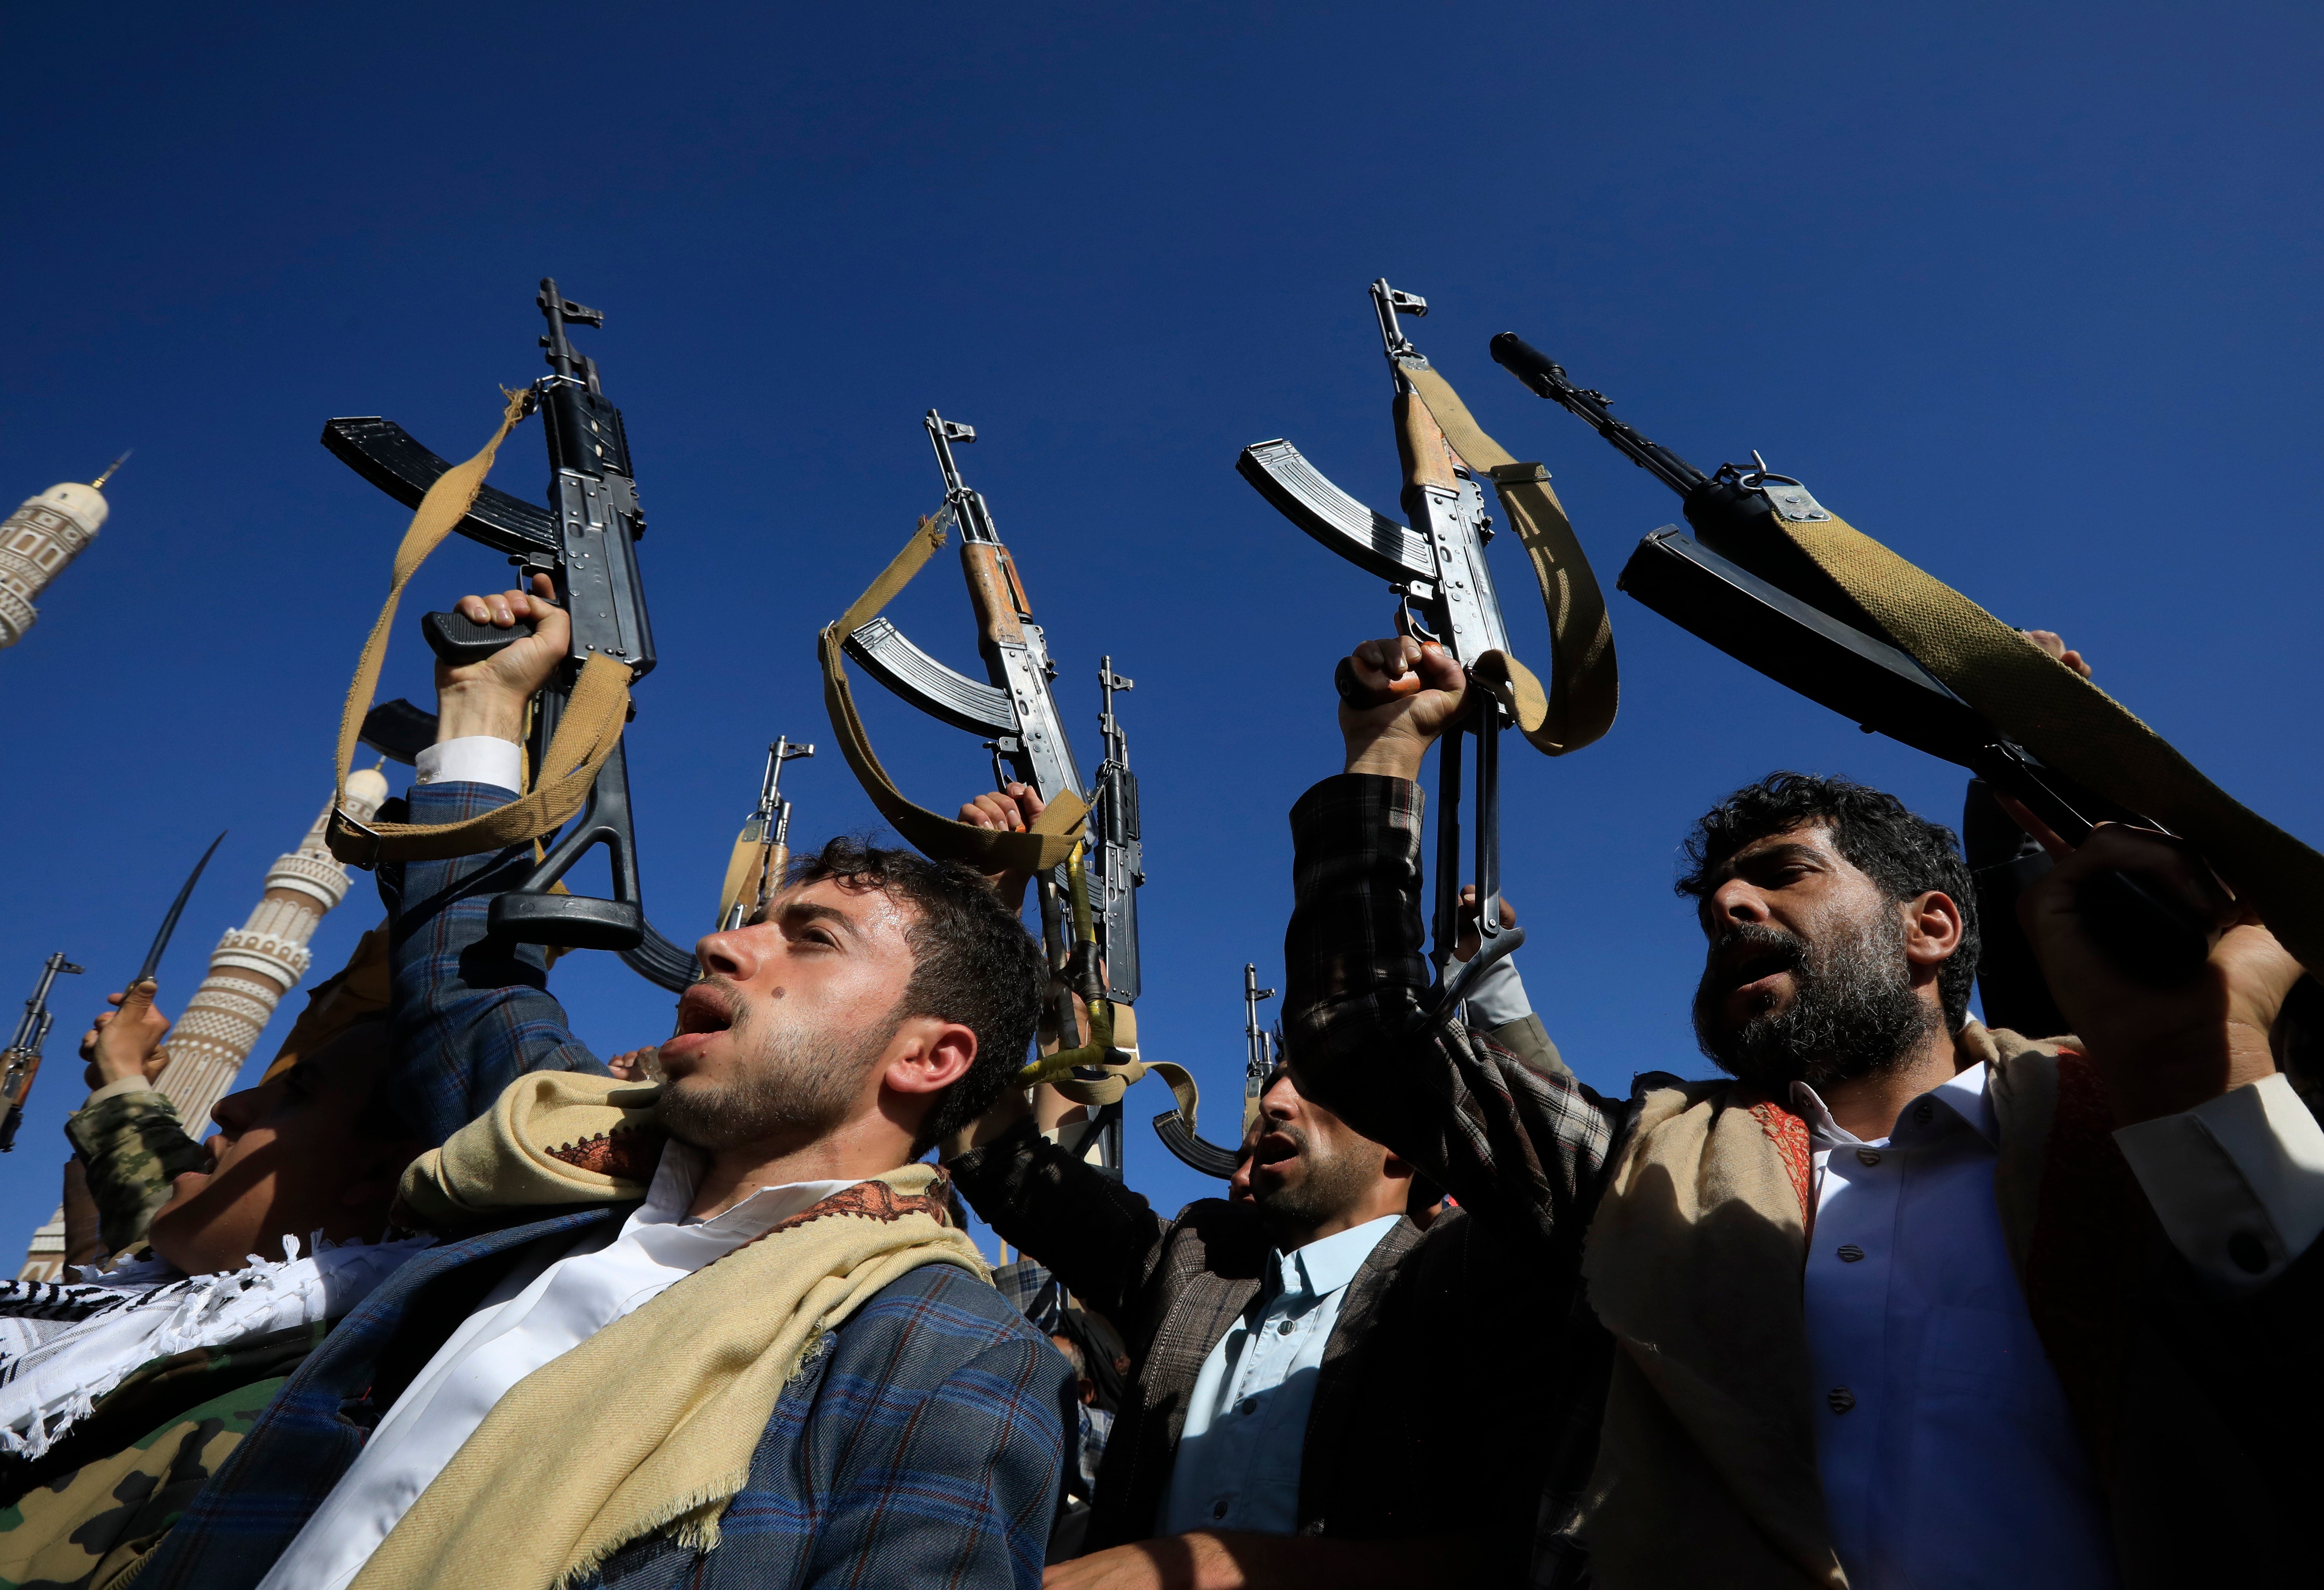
412, 735, 524, 792
1157, 1213, 1400, 1537
1796, 1062, 2324, 1590
258, 1144, 852, 1590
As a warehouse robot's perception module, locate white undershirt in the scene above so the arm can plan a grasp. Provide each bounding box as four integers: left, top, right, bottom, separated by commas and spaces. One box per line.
258, 1144, 853, 1590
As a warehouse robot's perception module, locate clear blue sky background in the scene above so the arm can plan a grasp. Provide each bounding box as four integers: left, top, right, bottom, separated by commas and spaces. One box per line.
3, 2, 2319, 1258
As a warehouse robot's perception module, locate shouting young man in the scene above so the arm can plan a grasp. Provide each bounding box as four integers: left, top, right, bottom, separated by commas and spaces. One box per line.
1284, 634, 2324, 1590
142, 582, 1072, 1590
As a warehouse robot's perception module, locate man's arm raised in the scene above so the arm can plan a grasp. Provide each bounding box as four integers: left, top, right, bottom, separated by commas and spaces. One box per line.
1283, 637, 1618, 1257
383, 576, 607, 1147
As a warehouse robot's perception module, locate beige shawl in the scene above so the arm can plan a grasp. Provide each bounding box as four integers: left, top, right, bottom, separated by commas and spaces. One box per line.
1574, 1024, 2073, 1589
363, 1071, 986, 1590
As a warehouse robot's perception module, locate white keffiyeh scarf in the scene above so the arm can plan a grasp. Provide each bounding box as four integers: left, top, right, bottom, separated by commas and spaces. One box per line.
0, 1232, 432, 1462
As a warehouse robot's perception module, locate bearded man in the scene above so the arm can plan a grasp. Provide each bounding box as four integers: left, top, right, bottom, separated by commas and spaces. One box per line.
139, 582, 1072, 1590
946, 786, 1570, 1589
1283, 635, 2324, 1590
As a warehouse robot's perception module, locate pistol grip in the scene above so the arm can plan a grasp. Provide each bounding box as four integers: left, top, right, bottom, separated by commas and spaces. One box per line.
422, 609, 535, 666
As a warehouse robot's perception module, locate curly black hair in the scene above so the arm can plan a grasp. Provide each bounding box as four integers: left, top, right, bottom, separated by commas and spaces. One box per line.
1676, 772, 1981, 1030
790, 836, 1047, 1155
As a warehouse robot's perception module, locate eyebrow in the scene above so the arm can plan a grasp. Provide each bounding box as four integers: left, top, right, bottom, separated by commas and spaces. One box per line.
773, 899, 859, 942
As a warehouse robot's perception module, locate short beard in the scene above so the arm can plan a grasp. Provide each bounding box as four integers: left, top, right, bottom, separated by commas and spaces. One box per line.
1692, 911, 1937, 1096
651, 980, 896, 1152
1251, 1124, 1385, 1241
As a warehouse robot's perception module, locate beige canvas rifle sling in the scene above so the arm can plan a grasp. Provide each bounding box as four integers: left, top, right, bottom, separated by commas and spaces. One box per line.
1401, 362, 1619, 756
325, 389, 636, 868
815, 512, 1089, 874
1758, 498, 2324, 978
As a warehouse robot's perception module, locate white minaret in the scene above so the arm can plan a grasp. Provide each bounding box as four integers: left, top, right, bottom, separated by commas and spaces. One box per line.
0, 458, 122, 650
155, 769, 391, 1128
17, 770, 390, 1279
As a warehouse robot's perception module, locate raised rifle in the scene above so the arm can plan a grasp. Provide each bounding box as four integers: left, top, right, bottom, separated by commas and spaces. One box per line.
832, 411, 1137, 1170
1091, 658, 1142, 1014
0, 954, 86, 1152
1149, 963, 1275, 1179
322, 279, 694, 993
1489, 331, 2214, 979
1241, 279, 1615, 1013
718, 738, 815, 931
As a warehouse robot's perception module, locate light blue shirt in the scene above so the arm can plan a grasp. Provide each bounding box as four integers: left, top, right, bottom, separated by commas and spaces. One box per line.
1157, 1213, 1401, 1536
1796, 1063, 2116, 1590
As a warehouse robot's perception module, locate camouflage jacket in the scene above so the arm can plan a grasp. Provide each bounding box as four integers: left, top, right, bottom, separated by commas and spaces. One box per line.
63, 1085, 209, 1261
0, 1322, 323, 1590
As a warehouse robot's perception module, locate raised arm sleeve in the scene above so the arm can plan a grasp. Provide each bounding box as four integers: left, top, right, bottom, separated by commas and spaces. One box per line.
946, 1117, 1173, 1323
1283, 773, 1619, 1256
376, 781, 606, 1148
65, 1085, 210, 1256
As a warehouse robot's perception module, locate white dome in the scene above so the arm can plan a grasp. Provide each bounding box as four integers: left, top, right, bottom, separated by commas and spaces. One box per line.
344, 765, 391, 819
27, 482, 108, 535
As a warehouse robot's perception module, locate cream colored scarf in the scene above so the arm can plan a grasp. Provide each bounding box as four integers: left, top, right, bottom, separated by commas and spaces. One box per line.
365, 1071, 987, 1590
1572, 1024, 2067, 1590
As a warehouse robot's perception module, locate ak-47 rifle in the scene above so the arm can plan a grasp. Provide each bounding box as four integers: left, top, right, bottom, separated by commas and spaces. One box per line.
322, 279, 694, 993
0, 954, 86, 1152
835, 411, 1142, 1172
1091, 658, 1141, 1014
1240, 280, 1536, 1010
1488, 331, 2214, 980
1149, 963, 1275, 1179
718, 738, 815, 931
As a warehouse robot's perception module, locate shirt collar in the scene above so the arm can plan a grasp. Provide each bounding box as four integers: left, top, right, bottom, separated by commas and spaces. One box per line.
629, 1141, 861, 1240
1266, 1214, 1403, 1303
1790, 1060, 1996, 1152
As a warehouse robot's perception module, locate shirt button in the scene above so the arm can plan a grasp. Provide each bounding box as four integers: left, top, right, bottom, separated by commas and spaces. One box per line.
1277, 1319, 1296, 1336
1837, 1244, 1865, 1263
1913, 1101, 1934, 1125
1212, 1500, 1229, 1520
1239, 1397, 1258, 1416
2229, 1231, 2270, 1275
1828, 1387, 1856, 1414
1855, 1148, 1882, 1167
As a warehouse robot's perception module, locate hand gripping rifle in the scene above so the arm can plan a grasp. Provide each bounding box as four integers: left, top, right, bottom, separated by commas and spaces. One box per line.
0, 954, 86, 1152
821, 412, 1143, 1171
1488, 332, 2218, 980
1239, 280, 1619, 1014
1149, 963, 1276, 1179
320, 279, 694, 993
718, 738, 815, 931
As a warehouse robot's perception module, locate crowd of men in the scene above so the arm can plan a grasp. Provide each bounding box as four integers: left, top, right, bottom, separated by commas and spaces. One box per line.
0, 578, 2316, 1590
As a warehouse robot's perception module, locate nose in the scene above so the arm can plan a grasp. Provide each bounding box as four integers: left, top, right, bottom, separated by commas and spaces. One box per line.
693, 929, 749, 983
1707, 875, 1771, 933
210, 1085, 257, 1136
1260, 1073, 1301, 1123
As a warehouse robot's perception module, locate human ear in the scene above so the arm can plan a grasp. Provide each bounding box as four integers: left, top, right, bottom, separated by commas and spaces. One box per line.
1901, 890, 1965, 969
884, 1019, 978, 1097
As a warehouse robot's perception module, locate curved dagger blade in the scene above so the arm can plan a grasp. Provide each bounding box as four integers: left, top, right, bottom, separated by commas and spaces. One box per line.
134, 831, 225, 985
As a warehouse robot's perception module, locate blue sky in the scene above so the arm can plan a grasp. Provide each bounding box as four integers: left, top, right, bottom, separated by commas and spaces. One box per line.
3, 2, 2319, 1256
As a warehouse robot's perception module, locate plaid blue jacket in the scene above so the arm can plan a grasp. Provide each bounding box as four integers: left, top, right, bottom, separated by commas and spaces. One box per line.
375, 780, 613, 1147
137, 1208, 1071, 1590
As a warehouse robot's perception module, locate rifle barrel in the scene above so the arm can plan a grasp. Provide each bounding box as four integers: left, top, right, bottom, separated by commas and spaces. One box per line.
1489, 332, 1710, 497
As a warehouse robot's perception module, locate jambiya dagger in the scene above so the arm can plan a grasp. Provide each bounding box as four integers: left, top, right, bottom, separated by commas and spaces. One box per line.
0, 830, 220, 1152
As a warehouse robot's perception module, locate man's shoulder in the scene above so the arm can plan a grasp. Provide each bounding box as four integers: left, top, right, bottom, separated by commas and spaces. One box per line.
825, 1259, 1051, 1380
1162, 1197, 1269, 1274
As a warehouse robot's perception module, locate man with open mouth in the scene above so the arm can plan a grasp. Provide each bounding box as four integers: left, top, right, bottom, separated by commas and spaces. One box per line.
1283, 632, 2324, 1590
140, 582, 1073, 1590
948, 782, 1572, 1587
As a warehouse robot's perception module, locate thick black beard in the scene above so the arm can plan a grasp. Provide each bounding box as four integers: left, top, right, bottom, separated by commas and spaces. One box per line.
1250, 1123, 1385, 1244
1692, 912, 1936, 1095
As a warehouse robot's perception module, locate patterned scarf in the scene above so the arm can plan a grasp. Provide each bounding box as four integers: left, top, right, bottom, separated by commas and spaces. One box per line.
358, 1070, 986, 1590
0, 1234, 431, 1462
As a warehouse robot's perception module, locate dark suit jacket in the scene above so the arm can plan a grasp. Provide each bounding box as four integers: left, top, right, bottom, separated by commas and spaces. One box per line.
950, 1116, 1572, 1583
